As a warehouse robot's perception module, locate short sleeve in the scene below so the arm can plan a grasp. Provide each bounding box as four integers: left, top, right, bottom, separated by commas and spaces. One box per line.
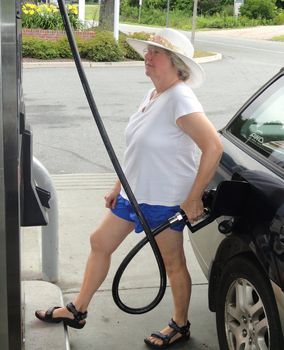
173, 86, 204, 122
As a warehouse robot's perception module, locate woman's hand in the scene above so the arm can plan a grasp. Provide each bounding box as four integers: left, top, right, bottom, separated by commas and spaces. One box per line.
104, 180, 121, 209
177, 112, 223, 224
180, 198, 204, 224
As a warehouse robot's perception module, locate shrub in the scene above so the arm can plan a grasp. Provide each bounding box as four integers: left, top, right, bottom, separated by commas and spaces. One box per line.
22, 30, 153, 61
120, 0, 140, 21
124, 0, 233, 12
240, 0, 277, 20
119, 31, 151, 60
143, 0, 168, 10
196, 14, 233, 28
140, 8, 169, 25
22, 36, 82, 60
120, 4, 280, 29
22, 36, 60, 59
197, 0, 233, 15
56, 37, 73, 58
172, 0, 193, 12
274, 10, 284, 24
23, 32, 126, 62
80, 31, 124, 62
164, 10, 192, 29
196, 13, 272, 28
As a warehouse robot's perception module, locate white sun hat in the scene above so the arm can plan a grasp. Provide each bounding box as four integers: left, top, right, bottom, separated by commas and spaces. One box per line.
127, 28, 205, 88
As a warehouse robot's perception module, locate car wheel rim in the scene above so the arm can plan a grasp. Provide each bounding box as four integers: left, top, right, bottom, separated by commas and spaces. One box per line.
224, 278, 270, 350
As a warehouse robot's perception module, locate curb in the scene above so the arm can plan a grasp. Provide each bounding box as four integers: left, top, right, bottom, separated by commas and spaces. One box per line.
195, 52, 222, 64
23, 280, 70, 350
23, 52, 222, 69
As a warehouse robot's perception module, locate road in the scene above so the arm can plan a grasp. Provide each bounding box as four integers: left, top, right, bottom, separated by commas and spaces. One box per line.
23, 29, 284, 174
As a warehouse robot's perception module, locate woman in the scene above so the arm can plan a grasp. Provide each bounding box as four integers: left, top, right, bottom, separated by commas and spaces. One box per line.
35, 28, 223, 349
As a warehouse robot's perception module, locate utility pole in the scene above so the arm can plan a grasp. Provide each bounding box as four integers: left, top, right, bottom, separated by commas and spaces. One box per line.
114, 0, 120, 41
166, 0, 170, 27
234, 0, 244, 16
191, 0, 198, 45
78, 0, 85, 23
138, 0, 142, 22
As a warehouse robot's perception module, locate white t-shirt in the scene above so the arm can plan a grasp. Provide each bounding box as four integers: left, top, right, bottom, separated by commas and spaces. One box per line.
120, 82, 204, 206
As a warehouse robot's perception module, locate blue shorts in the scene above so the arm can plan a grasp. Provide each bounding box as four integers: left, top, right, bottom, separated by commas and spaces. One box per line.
111, 194, 185, 233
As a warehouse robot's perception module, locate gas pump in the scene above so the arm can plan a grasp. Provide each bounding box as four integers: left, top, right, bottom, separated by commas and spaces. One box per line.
0, 1, 50, 348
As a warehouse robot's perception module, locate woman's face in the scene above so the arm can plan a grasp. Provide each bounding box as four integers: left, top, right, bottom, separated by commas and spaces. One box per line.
143, 45, 177, 80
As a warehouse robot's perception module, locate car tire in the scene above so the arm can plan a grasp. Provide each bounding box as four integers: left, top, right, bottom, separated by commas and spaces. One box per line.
216, 256, 284, 350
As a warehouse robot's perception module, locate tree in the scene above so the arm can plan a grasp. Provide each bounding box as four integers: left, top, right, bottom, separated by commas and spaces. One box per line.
197, 0, 232, 15
99, 0, 114, 30
240, 0, 276, 19
276, 0, 284, 8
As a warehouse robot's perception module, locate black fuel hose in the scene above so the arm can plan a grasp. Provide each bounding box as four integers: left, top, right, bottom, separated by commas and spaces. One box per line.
112, 209, 212, 314
57, 0, 166, 314
112, 214, 180, 314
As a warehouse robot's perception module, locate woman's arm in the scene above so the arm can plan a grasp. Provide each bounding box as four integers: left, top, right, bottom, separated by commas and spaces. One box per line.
176, 112, 223, 223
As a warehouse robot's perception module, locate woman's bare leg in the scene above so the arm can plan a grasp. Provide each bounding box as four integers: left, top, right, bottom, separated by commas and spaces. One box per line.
73, 212, 134, 311
147, 228, 191, 346
37, 212, 135, 320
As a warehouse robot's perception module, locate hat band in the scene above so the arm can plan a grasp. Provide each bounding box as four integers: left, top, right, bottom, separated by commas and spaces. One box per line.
148, 34, 186, 56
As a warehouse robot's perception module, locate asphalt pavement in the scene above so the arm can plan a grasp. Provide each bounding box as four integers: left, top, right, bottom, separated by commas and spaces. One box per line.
21, 25, 284, 350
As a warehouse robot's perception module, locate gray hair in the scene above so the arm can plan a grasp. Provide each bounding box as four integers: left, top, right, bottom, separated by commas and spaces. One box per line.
169, 52, 190, 82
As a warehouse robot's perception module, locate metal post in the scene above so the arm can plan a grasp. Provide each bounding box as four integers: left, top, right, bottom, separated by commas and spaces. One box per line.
138, 0, 142, 23
0, 59, 10, 350
234, 0, 244, 16
114, 0, 120, 41
78, 0, 85, 23
191, 0, 198, 45
0, 0, 22, 348
33, 157, 59, 283
166, 0, 170, 27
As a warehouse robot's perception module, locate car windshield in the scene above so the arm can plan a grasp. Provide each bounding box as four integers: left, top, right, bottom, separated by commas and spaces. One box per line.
228, 75, 284, 169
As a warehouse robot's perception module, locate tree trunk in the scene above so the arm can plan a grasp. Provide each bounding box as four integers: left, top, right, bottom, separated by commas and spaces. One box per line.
99, 0, 114, 31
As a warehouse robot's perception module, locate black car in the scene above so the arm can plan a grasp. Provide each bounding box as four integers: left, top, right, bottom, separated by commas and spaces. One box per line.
188, 67, 284, 349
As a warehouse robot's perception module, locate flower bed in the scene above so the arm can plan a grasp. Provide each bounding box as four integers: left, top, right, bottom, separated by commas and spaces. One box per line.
22, 3, 81, 30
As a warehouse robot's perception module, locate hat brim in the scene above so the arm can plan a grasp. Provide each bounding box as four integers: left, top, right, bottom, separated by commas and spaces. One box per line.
127, 38, 205, 88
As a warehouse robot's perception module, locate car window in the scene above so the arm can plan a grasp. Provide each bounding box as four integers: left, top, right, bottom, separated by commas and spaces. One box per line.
227, 76, 284, 169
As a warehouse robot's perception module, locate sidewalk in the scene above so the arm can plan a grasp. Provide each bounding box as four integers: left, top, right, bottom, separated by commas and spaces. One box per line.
200, 24, 284, 40
22, 173, 219, 350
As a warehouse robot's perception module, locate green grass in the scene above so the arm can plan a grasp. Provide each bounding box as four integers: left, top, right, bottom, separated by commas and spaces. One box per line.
85, 4, 100, 21
194, 50, 215, 58
272, 35, 284, 41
